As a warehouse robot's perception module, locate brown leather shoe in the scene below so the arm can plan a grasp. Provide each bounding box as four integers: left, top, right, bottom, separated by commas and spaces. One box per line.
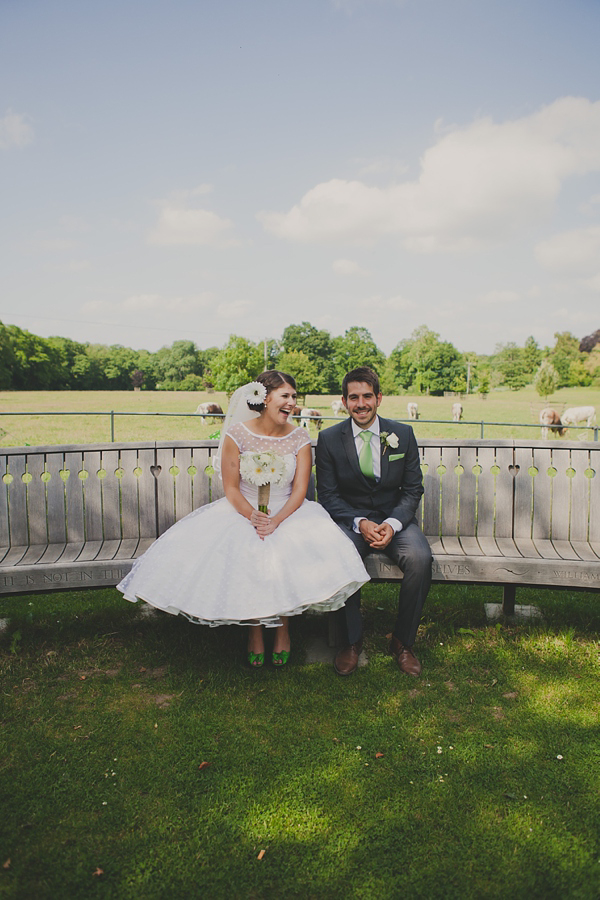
389, 636, 422, 677
334, 641, 363, 676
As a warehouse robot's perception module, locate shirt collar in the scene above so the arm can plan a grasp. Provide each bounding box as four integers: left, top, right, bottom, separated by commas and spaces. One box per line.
351, 416, 380, 439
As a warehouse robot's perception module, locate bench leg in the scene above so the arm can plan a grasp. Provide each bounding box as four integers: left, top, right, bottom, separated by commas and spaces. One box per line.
502, 585, 516, 616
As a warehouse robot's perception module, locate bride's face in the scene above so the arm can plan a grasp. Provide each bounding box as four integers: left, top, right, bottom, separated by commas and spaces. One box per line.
264, 382, 297, 426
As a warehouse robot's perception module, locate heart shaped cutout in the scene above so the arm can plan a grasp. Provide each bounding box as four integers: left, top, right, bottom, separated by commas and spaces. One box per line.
150, 465, 162, 478
508, 464, 520, 476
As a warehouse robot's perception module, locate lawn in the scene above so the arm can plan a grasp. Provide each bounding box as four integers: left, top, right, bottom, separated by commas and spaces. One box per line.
1, 385, 599, 445
0, 583, 599, 900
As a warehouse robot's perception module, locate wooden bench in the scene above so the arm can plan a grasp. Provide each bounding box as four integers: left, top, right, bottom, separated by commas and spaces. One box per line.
1, 439, 599, 617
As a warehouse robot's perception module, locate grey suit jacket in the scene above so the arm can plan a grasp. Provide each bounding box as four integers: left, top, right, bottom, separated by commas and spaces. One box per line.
315, 415, 424, 531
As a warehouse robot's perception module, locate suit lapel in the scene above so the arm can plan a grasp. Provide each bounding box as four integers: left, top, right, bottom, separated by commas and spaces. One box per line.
378, 415, 390, 484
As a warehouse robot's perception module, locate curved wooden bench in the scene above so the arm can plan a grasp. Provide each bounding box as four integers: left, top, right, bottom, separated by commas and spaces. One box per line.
1, 439, 599, 615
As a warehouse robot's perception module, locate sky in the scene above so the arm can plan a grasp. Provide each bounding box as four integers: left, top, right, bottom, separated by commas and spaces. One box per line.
1, 0, 600, 358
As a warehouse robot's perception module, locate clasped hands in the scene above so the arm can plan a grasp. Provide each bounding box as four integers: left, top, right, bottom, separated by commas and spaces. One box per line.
359, 519, 394, 549
250, 509, 277, 540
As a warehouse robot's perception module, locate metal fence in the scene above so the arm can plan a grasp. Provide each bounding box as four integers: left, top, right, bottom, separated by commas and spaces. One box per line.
1, 410, 598, 443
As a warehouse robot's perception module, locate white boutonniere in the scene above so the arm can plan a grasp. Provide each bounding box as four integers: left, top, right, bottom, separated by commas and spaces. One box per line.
380, 431, 399, 456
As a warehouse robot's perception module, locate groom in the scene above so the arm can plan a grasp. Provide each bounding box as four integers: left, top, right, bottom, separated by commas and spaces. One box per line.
316, 366, 432, 677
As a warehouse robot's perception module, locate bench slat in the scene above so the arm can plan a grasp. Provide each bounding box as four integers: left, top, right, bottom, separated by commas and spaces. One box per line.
569, 448, 592, 543
156, 448, 176, 535
495, 538, 522, 558
475, 536, 503, 557
458, 535, 484, 556
513, 446, 534, 542
137, 448, 157, 539
532, 538, 561, 560
551, 540, 582, 561
513, 537, 542, 559
83, 452, 103, 542
475, 447, 496, 539
64, 452, 85, 544
26, 455, 48, 546
421, 445, 441, 537
100, 449, 122, 541
0, 455, 10, 549
95, 540, 122, 561
191, 447, 211, 509
76, 540, 103, 562
440, 445, 460, 539
119, 449, 141, 540
5, 454, 28, 547
457, 446, 478, 537
550, 449, 572, 542
494, 446, 514, 538
45, 454, 67, 545
570, 541, 600, 562
439, 536, 464, 555
531, 447, 553, 542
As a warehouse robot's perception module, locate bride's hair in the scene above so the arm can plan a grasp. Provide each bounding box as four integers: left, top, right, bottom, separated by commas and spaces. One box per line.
247, 370, 297, 412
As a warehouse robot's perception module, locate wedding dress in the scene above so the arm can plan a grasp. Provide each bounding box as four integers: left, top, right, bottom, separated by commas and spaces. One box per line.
117, 423, 369, 626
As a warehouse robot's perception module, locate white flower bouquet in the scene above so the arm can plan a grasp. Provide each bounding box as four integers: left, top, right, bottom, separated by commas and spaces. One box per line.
239, 450, 286, 513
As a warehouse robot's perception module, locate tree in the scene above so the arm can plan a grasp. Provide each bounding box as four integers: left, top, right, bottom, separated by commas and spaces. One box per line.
523, 335, 542, 376
281, 322, 336, 391
131, 369, 145, 390
388, 326, 464, 395
533, 360, 559, 399
493, 342, 530, 390
0, 322, 17, 388
332, 327, 385, 386
548, 332, 581, 387
277, 350, 324, 395
211, 335, 264, 394
152, 340, 204, 388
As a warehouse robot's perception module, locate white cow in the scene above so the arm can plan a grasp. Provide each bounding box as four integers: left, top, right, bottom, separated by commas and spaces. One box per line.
539, 408, 566, 440
452, 402, 463, 423
407, 402, 419, 420
561, 406, 596, 429
300, 408, 323, 431
331, 399, 346, 417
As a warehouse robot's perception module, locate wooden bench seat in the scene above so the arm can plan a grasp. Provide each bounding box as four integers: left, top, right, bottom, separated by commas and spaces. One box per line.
1, 439, 599, 614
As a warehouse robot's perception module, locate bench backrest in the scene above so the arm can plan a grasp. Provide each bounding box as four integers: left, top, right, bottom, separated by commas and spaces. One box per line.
1, 439, 599, 550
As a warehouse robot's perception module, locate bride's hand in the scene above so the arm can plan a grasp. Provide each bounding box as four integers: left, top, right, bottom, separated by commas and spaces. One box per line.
250, 509, 277, 539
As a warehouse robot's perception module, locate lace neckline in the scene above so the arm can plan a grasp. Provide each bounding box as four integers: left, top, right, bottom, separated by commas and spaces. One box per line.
239, 422, 299, 440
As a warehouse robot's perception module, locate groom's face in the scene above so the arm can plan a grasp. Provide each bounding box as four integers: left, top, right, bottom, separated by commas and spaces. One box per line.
343, 381, 382, 429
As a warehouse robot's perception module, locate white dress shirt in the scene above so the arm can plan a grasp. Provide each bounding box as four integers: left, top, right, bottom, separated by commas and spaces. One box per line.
352, 417, 402, 536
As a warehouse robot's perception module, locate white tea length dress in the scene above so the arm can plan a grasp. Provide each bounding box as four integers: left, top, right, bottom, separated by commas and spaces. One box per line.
117, 423, 369, 626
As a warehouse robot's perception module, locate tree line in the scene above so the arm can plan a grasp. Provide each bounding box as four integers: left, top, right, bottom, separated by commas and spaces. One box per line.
1, 320, 598, 396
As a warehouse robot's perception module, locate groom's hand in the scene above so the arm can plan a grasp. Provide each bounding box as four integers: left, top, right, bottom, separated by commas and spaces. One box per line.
360, 520, 393, 549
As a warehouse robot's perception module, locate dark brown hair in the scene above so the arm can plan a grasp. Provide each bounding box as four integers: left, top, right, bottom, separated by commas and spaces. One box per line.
342, 366, 380, 399
247, 370, 297, 411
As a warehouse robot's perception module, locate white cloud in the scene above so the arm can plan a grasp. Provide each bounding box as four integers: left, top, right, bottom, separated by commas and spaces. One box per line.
0, 109, 33, 149
365, 294, 416, 311
535, 225, 600, 275
480, 289, 520, 305
149, 187, 237, 247
258, 97, 600, 253
215, 300, 252, 319
83, 293, 214, 318
332, 258, 369, 276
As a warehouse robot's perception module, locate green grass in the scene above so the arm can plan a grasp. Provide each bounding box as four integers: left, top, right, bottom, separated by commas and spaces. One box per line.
1, 385, 599, 445
1, 585, 599, 899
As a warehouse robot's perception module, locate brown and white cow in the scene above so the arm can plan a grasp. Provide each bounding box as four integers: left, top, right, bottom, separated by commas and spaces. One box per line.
195, 402, 224, 423
539, 407, 566, 440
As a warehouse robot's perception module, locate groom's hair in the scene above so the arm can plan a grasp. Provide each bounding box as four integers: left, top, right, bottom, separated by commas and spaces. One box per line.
247, 370, 297, 411
342, 367, 380, 398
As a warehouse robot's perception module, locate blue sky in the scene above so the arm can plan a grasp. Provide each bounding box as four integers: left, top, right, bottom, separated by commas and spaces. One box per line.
1, 0, 600, 356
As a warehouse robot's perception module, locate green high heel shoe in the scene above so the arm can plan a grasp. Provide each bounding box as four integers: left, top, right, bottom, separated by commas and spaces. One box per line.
247, 651, 264, 668
272, 649, 290, 667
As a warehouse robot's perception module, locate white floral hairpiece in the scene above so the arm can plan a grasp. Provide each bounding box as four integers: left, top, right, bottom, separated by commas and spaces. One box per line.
245, 382, 267, 404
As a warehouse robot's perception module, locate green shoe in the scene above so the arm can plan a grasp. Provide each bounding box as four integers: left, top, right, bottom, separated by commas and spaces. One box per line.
247, 651, 264, 668
272, 649, 290, 667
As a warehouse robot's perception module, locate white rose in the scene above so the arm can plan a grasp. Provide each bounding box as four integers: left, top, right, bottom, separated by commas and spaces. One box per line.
387, 433, 399, 448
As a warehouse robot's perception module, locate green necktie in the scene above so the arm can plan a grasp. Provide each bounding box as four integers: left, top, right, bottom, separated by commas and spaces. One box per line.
358, 429, 375, 479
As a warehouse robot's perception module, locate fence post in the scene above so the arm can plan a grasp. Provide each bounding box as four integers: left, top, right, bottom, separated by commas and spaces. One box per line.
110, 411, 115, 442
480, 420, 485, 439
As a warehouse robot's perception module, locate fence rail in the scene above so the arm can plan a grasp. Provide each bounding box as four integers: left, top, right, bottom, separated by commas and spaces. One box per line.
0, 410, 598, 443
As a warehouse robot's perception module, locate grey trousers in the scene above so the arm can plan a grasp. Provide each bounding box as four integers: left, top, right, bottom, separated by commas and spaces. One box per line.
337, 520, 433, 647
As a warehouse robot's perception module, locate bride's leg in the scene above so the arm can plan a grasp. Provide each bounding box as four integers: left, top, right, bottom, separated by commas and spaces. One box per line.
247, 624, 265, 667
272, 617, 291, 656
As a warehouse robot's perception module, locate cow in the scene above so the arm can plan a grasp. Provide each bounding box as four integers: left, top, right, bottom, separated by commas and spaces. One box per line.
407, 402, 419, 420
452, 402, 463, 423
300, 408, 323, 431
195, 402, 224, 424
331, 399, 346, 417
540, 407, 566, 440
561, 406, 596, 430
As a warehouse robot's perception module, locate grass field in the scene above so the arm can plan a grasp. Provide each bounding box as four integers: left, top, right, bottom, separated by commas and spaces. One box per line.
0, 584, 599, 900
1, 385, 599, 446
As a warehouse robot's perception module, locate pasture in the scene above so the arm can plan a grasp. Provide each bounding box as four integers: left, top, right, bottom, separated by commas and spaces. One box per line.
1, 386, 599, 446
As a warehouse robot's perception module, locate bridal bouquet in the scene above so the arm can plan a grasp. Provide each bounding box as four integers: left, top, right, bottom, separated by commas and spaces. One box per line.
239, 450, 286, 513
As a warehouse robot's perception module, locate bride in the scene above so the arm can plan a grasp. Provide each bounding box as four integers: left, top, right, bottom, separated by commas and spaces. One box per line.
117, 370, 369, 667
